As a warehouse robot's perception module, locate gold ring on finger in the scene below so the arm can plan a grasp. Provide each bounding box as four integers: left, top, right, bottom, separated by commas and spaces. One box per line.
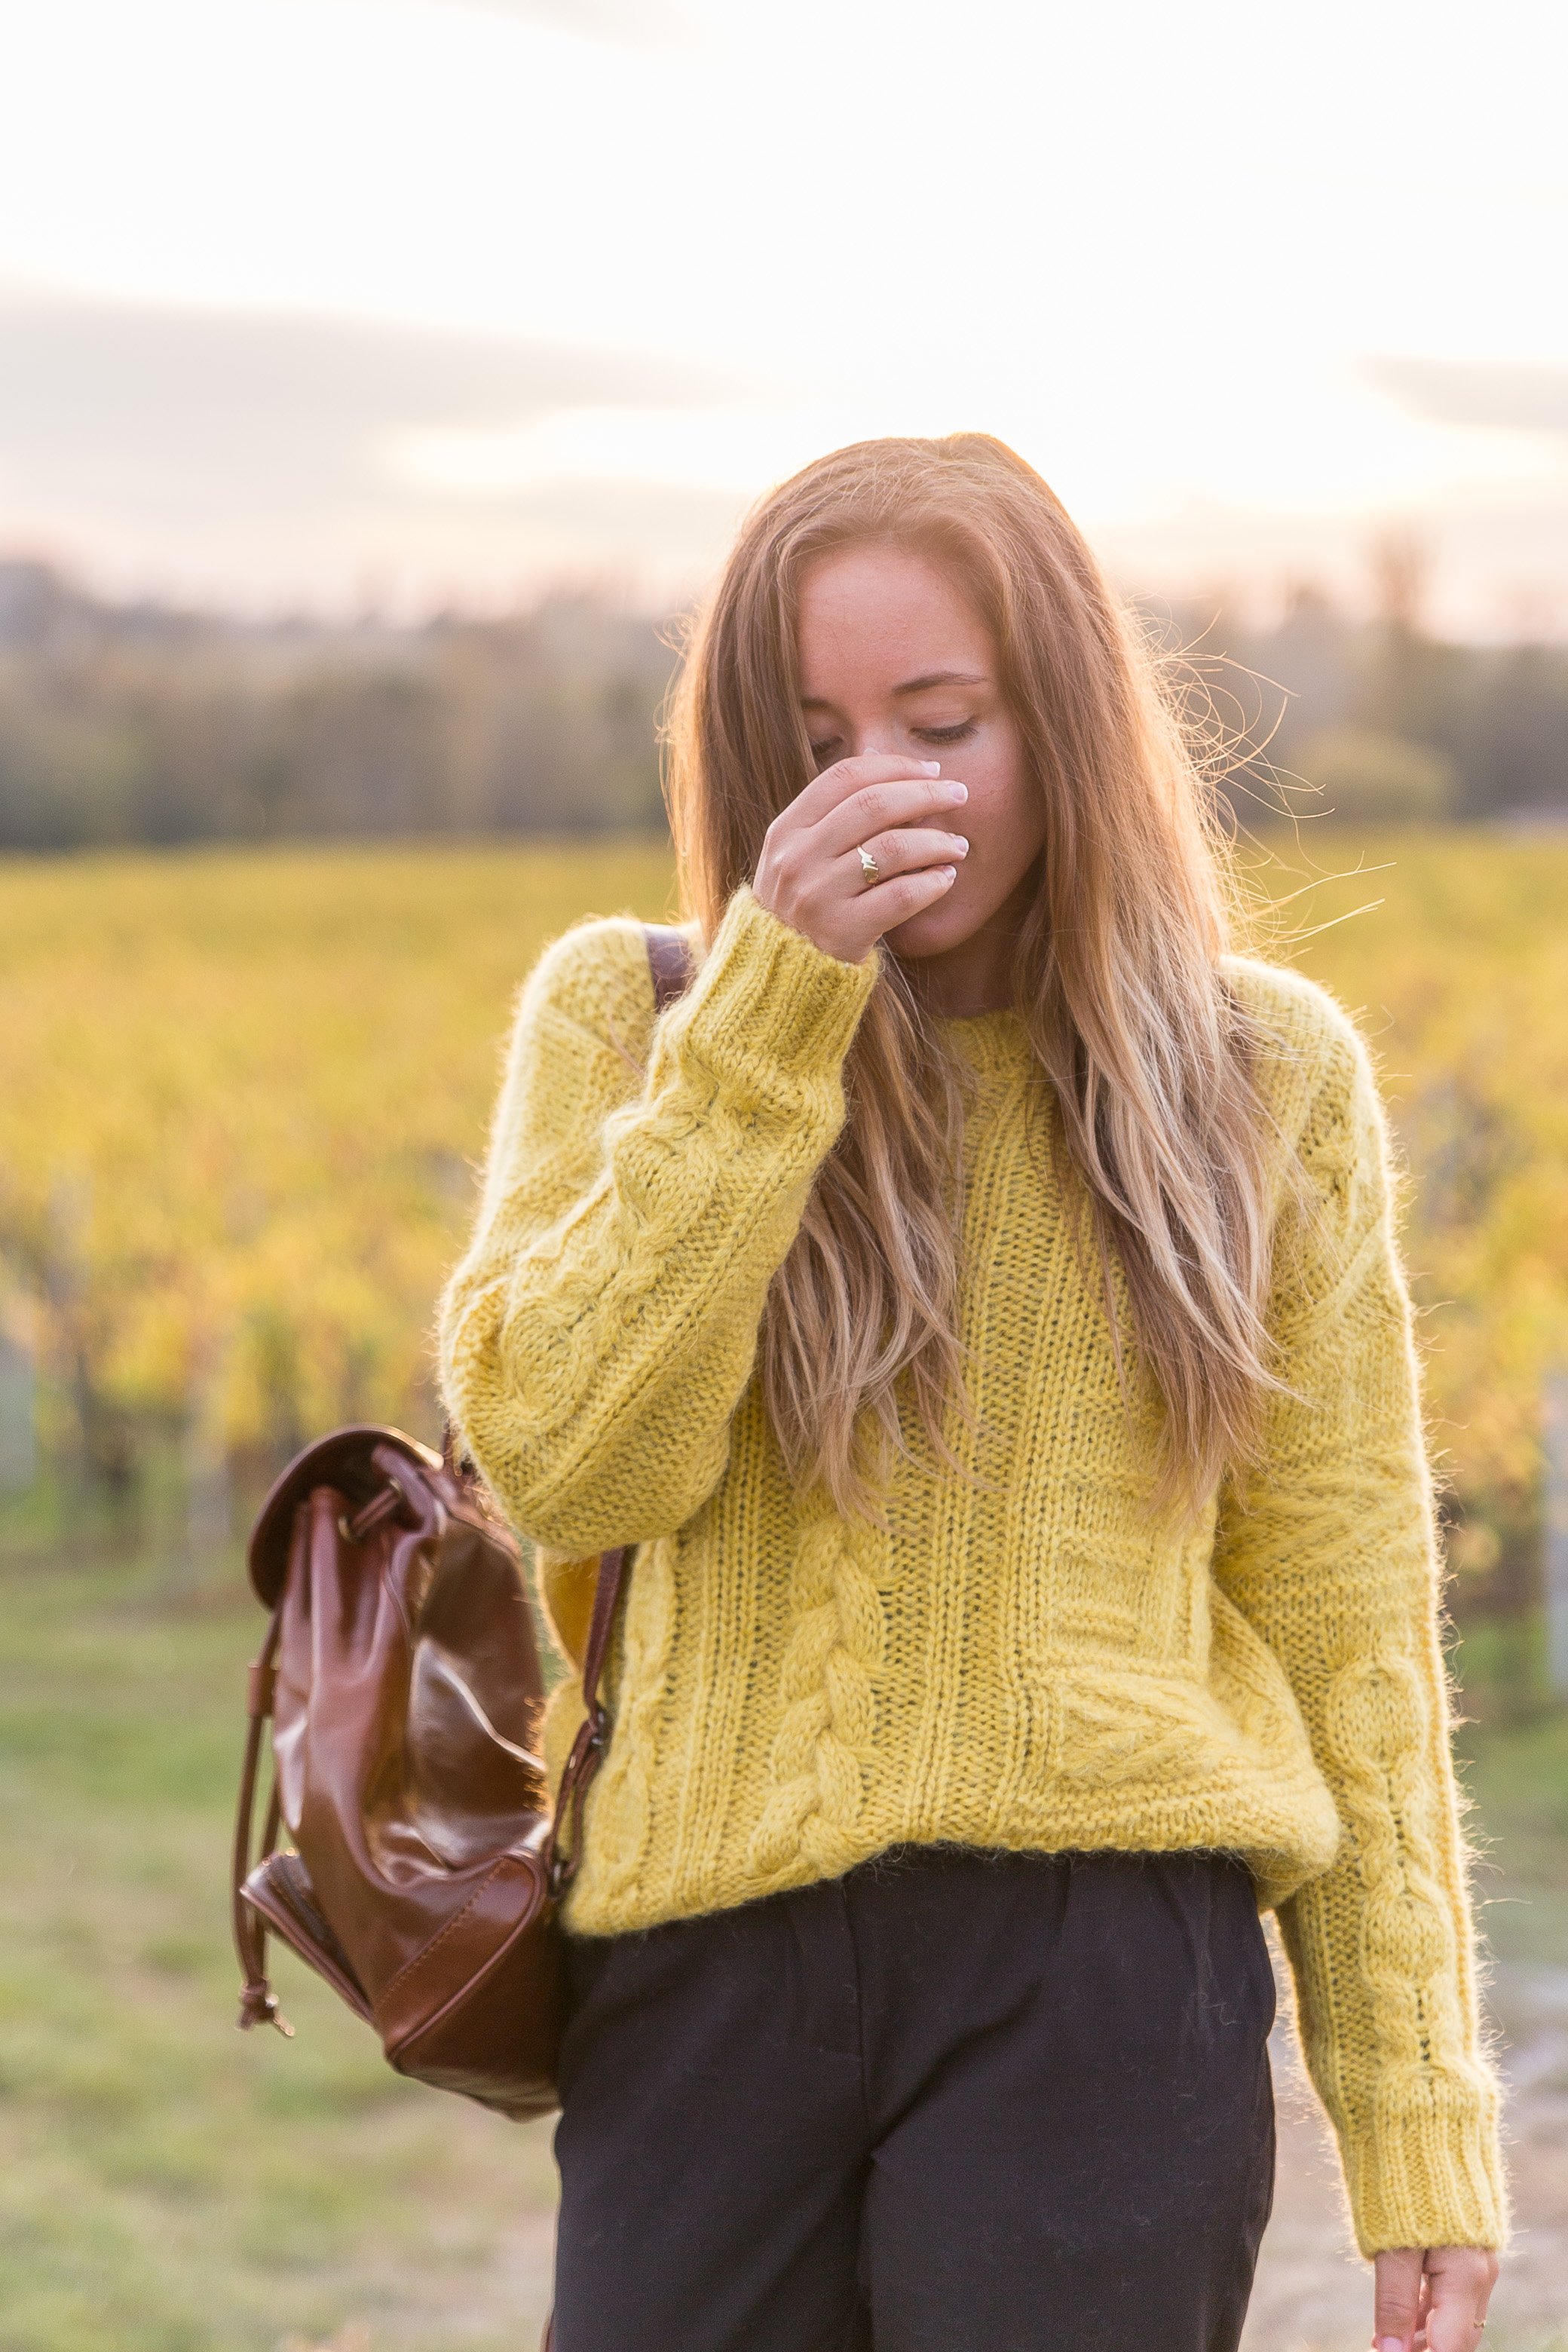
856, 844, 880, 887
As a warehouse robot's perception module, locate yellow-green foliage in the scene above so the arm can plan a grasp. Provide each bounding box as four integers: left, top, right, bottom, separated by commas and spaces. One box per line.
0, 831, 1563, 1547
0, 842, 675, 1480
1245, 825, 1568, 1542
1294, 730, 1458, 822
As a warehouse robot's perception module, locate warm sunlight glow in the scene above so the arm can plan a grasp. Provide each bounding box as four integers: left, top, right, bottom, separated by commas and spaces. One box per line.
0, 0, 1563, 628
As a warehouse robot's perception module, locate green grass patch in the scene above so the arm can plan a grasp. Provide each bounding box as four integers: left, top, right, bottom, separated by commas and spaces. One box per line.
0, 1549, 557, 2352
1456, 1691, 1568, 1965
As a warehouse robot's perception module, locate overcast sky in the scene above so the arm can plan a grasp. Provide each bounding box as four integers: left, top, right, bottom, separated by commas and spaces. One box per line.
2, 0, 1564, 630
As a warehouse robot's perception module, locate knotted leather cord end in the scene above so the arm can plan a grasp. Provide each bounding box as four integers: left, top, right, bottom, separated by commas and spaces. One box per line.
236, 1979, 294, 2037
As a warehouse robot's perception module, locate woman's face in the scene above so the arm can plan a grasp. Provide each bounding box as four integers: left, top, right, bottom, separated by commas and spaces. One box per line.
795, 541, 1046, 965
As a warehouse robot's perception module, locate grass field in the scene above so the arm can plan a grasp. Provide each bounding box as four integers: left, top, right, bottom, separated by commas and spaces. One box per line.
0, 828, 1566, 2348
0, 1547, 559, 2352
0, 825, 1564, 1570
0, 839, 678, 1536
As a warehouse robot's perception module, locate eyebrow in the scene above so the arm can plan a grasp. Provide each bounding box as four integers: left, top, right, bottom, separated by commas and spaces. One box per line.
801, 669, 989, 708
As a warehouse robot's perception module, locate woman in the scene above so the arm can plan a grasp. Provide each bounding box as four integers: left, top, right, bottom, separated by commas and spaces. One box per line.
437, 434, 1505, 2352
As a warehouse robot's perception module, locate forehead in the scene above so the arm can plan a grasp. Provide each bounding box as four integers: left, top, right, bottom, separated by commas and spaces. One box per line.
795, 543, 993, 696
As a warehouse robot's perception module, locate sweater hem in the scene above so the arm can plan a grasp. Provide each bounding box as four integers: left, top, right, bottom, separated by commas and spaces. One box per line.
558, 1796, 1341, 1940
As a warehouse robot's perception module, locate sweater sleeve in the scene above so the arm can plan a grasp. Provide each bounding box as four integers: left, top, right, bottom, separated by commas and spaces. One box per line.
436, 883, 880, 1555
1211, 995, 1508, 2258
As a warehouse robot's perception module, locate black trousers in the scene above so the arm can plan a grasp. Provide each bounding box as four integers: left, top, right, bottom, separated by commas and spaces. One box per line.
553, 1845, 1277, 2352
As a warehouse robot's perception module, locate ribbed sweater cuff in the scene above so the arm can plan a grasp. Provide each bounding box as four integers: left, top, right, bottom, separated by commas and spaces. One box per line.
675, 884, 881, 1080
1340, 2082, 1509, 2255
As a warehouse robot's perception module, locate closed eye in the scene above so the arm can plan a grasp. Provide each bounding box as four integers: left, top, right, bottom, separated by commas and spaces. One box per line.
808, 718, 975, 765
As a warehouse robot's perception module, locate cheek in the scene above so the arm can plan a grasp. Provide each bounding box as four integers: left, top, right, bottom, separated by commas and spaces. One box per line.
961, 733, 1044, 872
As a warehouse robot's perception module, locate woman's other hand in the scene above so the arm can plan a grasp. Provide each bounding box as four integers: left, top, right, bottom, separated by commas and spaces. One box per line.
1373, 2243, 1499, 2351
751, 752, 969, 965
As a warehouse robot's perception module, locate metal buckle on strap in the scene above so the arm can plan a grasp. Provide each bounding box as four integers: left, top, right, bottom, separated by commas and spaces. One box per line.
338, 1478, 409, 1547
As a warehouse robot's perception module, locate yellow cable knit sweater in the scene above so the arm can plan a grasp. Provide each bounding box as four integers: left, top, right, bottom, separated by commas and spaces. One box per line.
436, 880, 1506, 2259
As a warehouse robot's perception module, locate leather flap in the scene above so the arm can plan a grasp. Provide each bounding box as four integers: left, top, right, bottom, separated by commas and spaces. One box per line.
247, 1423, 443, 1608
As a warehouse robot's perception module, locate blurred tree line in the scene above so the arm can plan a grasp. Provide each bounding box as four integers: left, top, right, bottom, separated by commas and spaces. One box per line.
1165, 538, 1568, 825
0, 561, 674, 848
0, 544, 1563, 848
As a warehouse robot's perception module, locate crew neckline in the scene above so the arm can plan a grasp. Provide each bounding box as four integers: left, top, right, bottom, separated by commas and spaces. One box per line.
931, 1003, 1034, 1081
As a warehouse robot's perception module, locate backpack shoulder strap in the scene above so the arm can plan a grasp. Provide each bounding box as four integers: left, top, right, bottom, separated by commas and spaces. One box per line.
642, 920, 695, 1015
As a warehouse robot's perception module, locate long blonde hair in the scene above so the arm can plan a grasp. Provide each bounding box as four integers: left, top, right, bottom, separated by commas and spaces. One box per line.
665, 432, 1287, 1526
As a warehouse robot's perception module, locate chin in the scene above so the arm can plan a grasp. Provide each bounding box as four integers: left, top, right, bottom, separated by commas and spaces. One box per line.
884, 893, 982, 963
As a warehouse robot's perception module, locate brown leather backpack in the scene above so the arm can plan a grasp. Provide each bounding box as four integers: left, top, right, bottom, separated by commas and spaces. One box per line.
231, 921, 694, 2119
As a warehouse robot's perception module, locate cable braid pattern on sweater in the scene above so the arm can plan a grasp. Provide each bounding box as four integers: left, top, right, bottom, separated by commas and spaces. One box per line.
749, 1498, 891, 1878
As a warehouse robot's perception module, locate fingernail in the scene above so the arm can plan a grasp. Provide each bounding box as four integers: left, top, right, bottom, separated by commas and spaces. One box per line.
954, 838, 969, 853
945, 781, 969, 801
919, 760, 942, 773
942, 865, 957, 881
1377, 2336, 1406, 2351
